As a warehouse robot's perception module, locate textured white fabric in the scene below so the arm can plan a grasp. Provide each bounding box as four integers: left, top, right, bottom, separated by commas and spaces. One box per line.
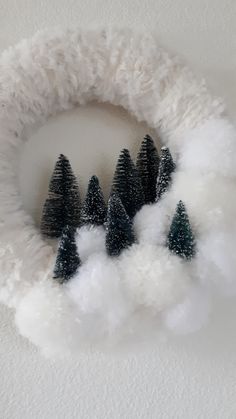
0, 28, 235, 355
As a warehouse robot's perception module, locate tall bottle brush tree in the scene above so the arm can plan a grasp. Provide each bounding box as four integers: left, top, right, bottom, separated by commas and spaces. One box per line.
80, 175, 107, 226
53, 225, 81, 282
112, 148, 144, 218
156, 147, 175, 201
136, 134, 160, 204
41, 154, 80, 238
167, 200, 196, 260
106, 194, 135, 257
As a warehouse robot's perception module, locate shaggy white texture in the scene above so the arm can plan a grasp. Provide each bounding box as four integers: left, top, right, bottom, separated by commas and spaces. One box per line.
0, 28, 235, 355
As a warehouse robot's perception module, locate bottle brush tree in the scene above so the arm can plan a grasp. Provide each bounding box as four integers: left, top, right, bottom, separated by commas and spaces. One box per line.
106, 194, 135, 257
41, 154, 80, 238
167, 200, 196, 260
136, 134, 160, 204
80, 175, 107, 226
53, 225, 81, 282
112, 148, 144, 218
156, 147, 175, 201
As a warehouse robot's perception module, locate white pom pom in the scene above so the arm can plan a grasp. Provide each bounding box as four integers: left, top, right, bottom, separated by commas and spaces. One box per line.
66, 253, 133, 340
163, 284, 211, 334
15, 280, 81, 357
76, 225, 106, 262
119, 244, 191, 312
133, 203, 169, 245
197, 229, 236, 296
179, 119, 236, 177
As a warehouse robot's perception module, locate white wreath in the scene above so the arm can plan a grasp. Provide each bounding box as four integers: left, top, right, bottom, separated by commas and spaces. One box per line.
0, 28, 236, 357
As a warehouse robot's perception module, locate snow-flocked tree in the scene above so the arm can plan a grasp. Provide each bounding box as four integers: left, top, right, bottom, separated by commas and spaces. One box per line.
167, 200, 196, 260
80, 175, 107, 226
106, 194, 135, 257
41, 154, 80, 238
156, 147, 175, 201
53, 225, 81, 282
112, 148, 144, 218
136, 134, 160, 204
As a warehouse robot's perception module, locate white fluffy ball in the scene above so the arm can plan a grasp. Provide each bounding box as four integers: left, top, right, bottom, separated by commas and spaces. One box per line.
119, 244, 191, 312
133, 203, 169, 245
196, 229, 236, 296
15, 280, 81, 357
66, 253, 133, 341
179, 118, 236, 177
76, 225, 106, 262
163, 284, 211, 334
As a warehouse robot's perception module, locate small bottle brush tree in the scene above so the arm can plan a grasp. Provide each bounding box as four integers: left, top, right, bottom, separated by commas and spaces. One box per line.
156, 147, 175, 201
41, 154, 80, 238
106, 194, 135, 257
53, 225, 81, 282
136, 134, 160, 204
112, 149, 144, 218
167, 200, 196, 260
80, 175, 107, 226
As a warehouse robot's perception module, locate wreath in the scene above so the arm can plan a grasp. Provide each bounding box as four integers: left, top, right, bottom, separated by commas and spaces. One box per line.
0, 28, 235, 357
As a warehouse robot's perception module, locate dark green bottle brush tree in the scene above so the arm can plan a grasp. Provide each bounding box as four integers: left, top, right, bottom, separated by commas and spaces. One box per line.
136, 134, 160, 204
106, 194, 135, 257
112, 148, 144, 218
41, 154, 80, 238
167, 200, 196, 260
80, 175, 107, 226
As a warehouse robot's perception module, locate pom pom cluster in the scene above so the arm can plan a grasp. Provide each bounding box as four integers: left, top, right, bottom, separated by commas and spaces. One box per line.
16, 124, 236, 356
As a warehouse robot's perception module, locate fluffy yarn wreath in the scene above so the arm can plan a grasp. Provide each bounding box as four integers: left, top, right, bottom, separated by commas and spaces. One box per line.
0, 28, 236, 357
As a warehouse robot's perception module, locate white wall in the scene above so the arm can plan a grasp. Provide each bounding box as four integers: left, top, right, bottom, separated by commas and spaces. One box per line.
1, 1, 236, 418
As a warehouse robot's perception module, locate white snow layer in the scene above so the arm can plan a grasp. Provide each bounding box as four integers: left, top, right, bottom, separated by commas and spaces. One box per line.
0, 28, 235, 356
76, 225, 106, 262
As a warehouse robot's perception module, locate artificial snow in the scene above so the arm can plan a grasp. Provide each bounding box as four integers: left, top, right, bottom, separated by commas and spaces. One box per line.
119, 244, 191, 312
76, 225, 106, 262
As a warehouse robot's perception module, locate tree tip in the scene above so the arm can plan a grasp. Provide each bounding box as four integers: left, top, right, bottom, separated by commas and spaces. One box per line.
144, 134, 153, 142
176, 200, 187, 214
120, 148, 130, 156
89, 174, 99, 184
108, 193, 124, 211
58, 153, 70, 162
